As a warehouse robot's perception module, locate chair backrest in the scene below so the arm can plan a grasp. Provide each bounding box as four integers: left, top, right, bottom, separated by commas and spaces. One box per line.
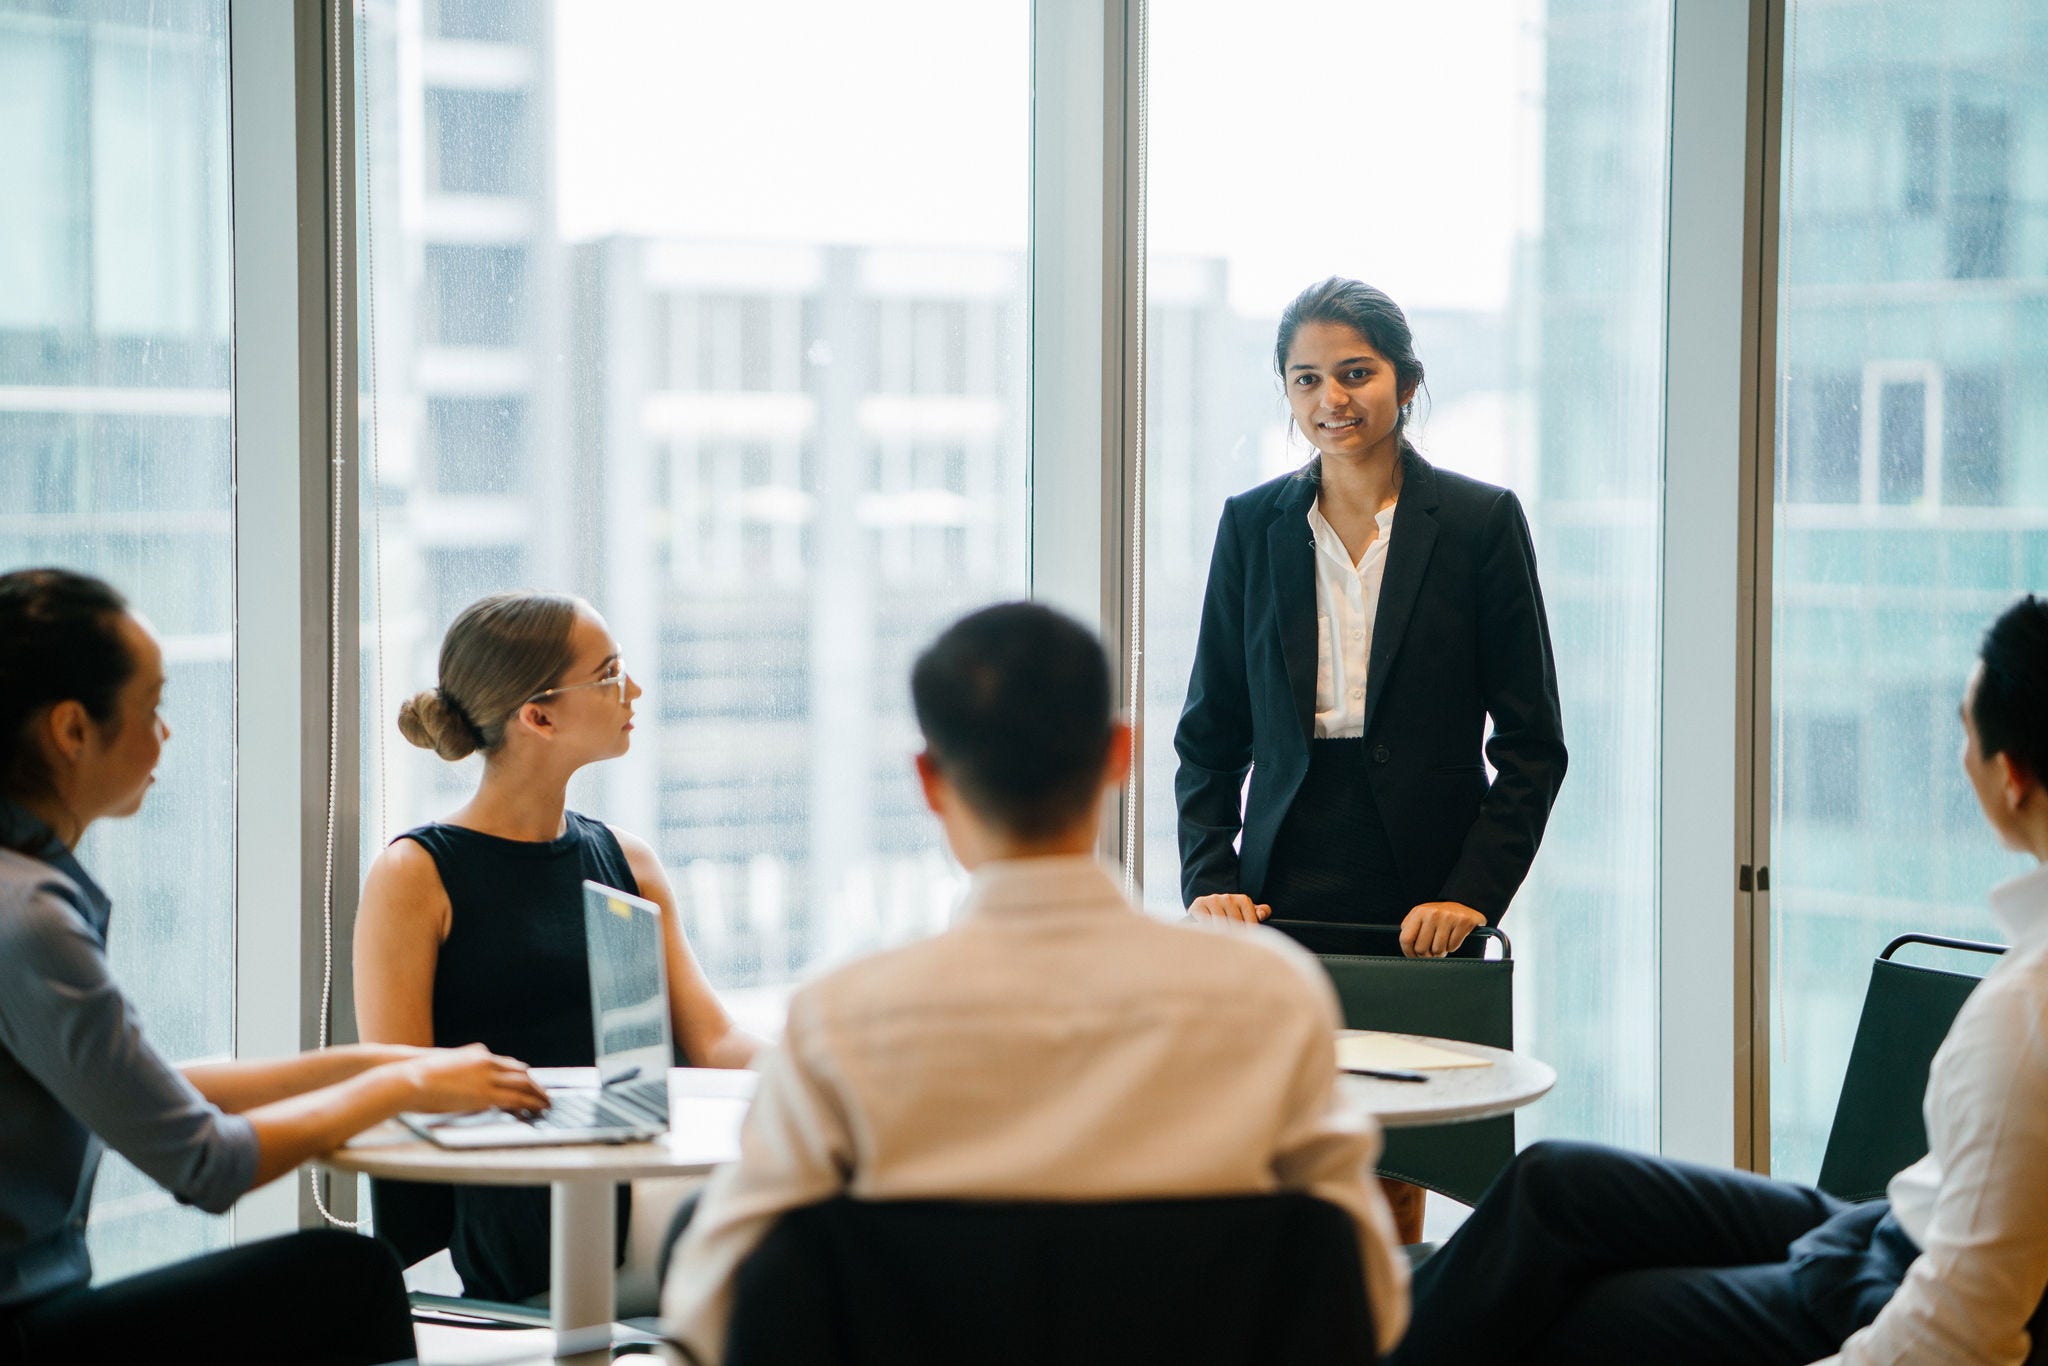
724, 1194, 1375, 1366
1268, 921, 1515, 1208
1269, 922, 1514, 1047
1816, 933, 2003, 1203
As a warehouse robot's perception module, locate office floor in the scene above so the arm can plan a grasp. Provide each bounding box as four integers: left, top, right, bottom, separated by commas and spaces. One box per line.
412, 1321, 559, 1366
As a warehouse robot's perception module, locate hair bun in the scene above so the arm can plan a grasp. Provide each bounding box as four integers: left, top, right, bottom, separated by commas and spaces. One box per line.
396, 687, 481, 761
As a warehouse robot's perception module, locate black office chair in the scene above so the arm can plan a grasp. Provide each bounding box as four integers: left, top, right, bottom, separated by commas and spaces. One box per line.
1816, 932, 2003, 1203
1269, 920, 1516, 1211
721, 1193, 1376, 1366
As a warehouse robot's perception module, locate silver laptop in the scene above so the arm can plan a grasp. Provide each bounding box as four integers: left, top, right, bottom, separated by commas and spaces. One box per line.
402, 880, 673, 1148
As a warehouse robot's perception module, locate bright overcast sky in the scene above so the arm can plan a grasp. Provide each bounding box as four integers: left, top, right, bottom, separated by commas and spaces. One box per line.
555, 1, 1536, 316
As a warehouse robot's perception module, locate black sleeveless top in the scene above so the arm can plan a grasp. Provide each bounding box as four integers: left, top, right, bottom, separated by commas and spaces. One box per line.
389, 811, 642, 1302
405, 811, 639, 1068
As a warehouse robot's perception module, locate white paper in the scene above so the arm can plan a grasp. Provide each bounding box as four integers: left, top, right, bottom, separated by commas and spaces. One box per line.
1337, 1032, 1493, 1072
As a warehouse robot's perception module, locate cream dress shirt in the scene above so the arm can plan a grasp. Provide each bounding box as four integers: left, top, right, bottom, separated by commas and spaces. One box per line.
660, 855, 1408, 1361
1309, 500, 1397, 738
1817, 860, 2048, 1365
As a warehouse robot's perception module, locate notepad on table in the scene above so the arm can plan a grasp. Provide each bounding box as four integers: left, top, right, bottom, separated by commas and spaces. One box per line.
1337, 1032, 1492, 1073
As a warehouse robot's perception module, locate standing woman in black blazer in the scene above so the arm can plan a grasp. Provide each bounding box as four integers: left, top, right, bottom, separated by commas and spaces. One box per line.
1174, 278, 1568, 1235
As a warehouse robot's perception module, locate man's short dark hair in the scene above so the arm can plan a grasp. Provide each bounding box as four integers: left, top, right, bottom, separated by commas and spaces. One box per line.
910, 602, 1115, 839
1974, 594, 2048, 782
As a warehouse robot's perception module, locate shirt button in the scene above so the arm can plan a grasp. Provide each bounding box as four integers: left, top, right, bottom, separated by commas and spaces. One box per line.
1351, 630, 1364, 640
1373, 744, 1391, 764
1351, 687, 1363, 699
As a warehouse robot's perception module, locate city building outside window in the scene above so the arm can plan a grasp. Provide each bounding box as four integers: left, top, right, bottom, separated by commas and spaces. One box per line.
0, 0, 236, 1280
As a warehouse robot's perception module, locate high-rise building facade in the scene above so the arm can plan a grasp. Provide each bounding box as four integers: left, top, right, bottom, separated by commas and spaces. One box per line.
356, 2, 1037, 1032
0, 0, 236, 1278
564, 237, 1027, 1013
358, 0, 572, 836
1768, 1, 2048, 1177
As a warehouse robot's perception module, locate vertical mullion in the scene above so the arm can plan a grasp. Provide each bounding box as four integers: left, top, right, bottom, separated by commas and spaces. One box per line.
1027, 0, 1145, 873
1658, 0, 1775, 1168
1742, 0, 1787, 1175
227, 0, 356, 1240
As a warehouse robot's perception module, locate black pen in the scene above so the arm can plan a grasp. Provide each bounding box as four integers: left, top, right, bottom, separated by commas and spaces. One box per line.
1350, 1067, 1429, 1083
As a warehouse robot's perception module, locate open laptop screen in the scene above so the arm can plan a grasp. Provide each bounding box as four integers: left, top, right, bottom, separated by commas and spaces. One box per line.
582, 881, 672, 1094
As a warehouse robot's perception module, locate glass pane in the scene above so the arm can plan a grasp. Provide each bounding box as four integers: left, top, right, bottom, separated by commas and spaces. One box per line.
1142, 0, 1672, 1152
357, 0, 1029, 1037
0, 0, 234, 1279
1769, 1, 2047, 1180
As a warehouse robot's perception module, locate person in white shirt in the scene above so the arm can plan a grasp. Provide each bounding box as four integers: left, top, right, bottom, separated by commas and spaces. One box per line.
1386, 593, 2048, 1366
660, 601, 1408, 1364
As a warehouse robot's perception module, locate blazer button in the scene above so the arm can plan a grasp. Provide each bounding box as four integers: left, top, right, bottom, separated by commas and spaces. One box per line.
1372, 744, 1391, 764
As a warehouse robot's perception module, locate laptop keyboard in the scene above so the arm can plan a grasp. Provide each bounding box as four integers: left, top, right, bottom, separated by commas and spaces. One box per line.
527, 1077, 669, 1132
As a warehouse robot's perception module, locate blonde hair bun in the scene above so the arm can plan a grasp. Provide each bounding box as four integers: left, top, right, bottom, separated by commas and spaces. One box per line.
397, 687, 481, 761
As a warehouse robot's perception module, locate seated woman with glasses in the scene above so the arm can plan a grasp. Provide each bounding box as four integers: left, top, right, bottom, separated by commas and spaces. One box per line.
354, 591, 761, 1310
0, 568, 548, 1365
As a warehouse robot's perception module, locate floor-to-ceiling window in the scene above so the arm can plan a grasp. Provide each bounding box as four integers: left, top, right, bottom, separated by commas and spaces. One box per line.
1769, 0, 2048, 1179
1140, 0, 1672, 1152
11, 1, 1992, 1294
355, 0, 1030, 1036
0, 0, 235, 1279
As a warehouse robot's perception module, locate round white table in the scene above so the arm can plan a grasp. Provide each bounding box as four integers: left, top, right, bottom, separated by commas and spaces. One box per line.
325, 1041, 1551, 1360
322, 1067, 756, 1359
1334, 1031, 1556, 1128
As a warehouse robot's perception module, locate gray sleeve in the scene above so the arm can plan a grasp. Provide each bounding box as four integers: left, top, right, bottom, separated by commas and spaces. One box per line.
0, 882, 259, 1215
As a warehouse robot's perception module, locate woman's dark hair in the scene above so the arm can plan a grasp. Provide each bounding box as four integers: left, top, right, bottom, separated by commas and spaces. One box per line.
1273, 276, 1429, 441
910, 601, 1114, 840
397, 591, 582, 761
1973, 594, 2048, 783
0, 568, 135, 809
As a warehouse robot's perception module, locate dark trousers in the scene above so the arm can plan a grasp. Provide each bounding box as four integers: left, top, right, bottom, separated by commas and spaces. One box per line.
1263, 738, 1411, 956
1387, 1140, 1886, 1366
1, 1229, 415, 1366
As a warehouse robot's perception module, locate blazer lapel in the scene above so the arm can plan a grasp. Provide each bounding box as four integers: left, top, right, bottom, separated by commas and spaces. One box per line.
1361, 448, 1440, 741
1267, 473, 1320, 741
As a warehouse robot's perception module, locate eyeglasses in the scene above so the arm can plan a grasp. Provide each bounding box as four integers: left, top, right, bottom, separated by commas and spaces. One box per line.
526, 661, 629, 707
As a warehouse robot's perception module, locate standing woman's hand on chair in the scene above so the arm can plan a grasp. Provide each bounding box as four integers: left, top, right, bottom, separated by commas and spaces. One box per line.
1189, 894, 1273, 925
1399, 902, 1486, 958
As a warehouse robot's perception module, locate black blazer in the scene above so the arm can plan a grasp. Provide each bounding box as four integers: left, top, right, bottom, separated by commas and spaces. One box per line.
1173, 448, 1566, 923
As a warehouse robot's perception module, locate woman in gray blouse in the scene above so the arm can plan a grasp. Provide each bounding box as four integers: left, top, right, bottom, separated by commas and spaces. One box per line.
0, 568, 550, 1365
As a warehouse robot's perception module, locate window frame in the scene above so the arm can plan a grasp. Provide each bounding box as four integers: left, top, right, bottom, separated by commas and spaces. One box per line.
1661, 0, 1780, 1170
202, 0, 1830, 1257
226, 0, 361, 1239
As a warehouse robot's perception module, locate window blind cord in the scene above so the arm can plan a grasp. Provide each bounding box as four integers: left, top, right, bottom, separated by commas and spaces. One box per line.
313, 0, 364, 1232
1123, 0, 1149, 905
361, 0, 389, 850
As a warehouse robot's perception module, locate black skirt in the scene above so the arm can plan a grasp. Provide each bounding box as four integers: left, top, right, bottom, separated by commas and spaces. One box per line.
1260, 738, 1409, 957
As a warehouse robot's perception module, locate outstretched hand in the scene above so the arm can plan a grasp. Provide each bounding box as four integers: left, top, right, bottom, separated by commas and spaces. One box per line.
398, 1043, 550, 1115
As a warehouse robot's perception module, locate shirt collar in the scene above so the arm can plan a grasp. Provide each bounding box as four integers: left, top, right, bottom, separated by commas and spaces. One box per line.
1987, 862, 2048, 957
0, 797, 68, 861
1305, 502, 1396, 570
956, 855, 1131, 922
0, 796, 113, 931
